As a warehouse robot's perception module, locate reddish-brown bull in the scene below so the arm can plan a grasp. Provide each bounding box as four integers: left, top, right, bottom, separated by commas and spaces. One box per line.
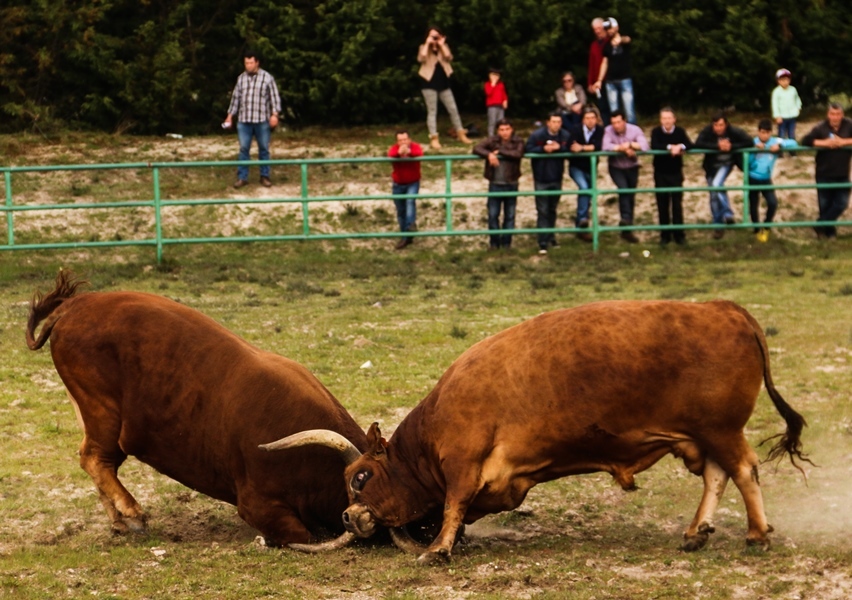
271, 300, 810, 564
26, 270, 366, 550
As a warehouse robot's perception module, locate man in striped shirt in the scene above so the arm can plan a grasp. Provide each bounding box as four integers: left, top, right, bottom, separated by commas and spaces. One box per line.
223, 51, 282, 188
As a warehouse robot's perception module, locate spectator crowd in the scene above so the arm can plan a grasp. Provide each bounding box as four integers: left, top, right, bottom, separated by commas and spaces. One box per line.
221, 18, 852, 251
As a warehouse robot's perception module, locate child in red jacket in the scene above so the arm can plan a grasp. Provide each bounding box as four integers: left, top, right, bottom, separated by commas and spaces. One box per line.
484, 68, 509, 137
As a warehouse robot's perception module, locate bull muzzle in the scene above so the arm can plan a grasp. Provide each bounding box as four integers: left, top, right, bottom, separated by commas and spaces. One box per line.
342, 504, 378, 538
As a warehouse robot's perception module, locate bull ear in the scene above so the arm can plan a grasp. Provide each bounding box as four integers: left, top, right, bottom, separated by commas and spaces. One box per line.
366, 422, 388, 457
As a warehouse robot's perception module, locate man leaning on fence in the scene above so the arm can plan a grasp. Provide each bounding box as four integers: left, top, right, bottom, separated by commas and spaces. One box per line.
800, 102, 852, 240
224, 50, 282, 189
473, 118, 524, 250
650, 107, 692, 246
603, 110, 648, 243
388, 131, 424, 250
694, 113, 753, 239
525, 112, 571, 255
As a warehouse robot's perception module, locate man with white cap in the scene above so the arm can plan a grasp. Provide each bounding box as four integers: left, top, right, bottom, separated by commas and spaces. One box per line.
591, 17, 637, 124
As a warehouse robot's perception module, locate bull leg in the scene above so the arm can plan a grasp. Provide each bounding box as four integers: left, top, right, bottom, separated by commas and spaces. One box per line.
708, 436, 773, 549
729, 456, 772, 549
417, 470, 483, 565
79, 436, 147, 534
236, 498, 312, 547
683, 457, 728, 551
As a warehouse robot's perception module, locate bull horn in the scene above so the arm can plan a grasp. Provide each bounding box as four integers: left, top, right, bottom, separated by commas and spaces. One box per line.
288, 531, 356, 553
389, 526, 429, 555
259, 429, 362, 465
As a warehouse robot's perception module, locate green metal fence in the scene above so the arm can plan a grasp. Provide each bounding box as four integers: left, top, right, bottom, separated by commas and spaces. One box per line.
1, 148, 849, 263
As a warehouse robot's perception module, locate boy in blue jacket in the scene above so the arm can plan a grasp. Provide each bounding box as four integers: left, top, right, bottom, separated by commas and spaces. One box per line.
748, 119, 797, 242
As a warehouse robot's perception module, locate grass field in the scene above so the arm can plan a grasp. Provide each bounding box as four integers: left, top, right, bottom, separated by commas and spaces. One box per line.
1, 118, 851, 598
1, 234, 850, 598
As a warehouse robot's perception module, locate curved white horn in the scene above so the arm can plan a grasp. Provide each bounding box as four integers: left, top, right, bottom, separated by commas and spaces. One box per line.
288, 531, 356, 553
259, 429, 362, 465
389, 526, 429, 555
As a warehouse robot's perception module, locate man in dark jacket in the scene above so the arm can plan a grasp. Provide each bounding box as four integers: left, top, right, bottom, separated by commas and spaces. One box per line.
694, 113, 753, 238
525, 112, 571, 254
473, 119, 525, 250
650, 107, 693, 246
800, 102, 852, 239
569, 106, 605, 242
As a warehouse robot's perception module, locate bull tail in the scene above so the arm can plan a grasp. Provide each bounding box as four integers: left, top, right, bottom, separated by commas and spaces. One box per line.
734, 304, 813, 477
26, 269, 88, 350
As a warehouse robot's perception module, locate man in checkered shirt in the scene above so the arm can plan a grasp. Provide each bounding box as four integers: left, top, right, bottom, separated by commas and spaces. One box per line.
223, 51, 282, 188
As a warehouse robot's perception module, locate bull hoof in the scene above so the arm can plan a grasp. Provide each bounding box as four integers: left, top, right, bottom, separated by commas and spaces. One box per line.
745, 537, 771, 551
416, 549, 451, 566
681, 534, 708, 552
111, 516, 147, 536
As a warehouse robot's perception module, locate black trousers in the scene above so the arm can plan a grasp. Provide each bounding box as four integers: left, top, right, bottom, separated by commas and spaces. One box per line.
655, 172, 685, 242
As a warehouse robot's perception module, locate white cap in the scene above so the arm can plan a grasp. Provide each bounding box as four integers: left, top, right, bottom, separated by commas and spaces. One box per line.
603, 17, 619, 29
775, 68, 791, 79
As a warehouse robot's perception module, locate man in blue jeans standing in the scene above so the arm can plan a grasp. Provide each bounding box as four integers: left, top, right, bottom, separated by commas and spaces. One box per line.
568, 107, 605, 242
223, 51, 282, 188
695, 113, 753, 239
473, 119, 525, 250
388, 131, 424, 250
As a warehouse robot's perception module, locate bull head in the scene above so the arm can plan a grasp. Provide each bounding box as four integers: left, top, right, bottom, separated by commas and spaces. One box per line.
263, 424, 435, 555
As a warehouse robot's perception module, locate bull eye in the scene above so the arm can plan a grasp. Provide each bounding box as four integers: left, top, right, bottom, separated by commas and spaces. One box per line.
351, 469, 372, 492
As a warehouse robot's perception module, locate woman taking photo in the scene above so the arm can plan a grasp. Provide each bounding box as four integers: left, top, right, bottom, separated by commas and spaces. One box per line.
418, 27, 472, 149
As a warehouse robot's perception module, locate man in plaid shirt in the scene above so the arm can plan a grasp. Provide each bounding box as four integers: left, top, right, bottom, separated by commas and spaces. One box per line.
223, 51, 282, 188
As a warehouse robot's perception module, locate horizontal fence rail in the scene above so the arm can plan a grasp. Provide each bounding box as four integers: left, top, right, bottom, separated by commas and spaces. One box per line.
1, 148, 849, 263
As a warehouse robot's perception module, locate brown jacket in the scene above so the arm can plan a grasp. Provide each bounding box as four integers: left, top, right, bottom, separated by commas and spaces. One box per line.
473, 135, 524, 183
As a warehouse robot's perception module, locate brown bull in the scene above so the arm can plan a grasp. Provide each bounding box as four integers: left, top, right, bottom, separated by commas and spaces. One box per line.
26, 270, 366, 549
272, 300, 810, 564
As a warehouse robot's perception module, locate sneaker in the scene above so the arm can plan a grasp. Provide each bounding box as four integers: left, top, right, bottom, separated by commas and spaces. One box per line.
394, 238, 410, 250
233, 179, 249, 189
538, 248, 548, 255
756, 229, 770, 243
260, 176, 272, 187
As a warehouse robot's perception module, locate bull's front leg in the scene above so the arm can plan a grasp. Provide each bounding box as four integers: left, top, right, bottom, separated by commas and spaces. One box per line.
417, 500, 468, 566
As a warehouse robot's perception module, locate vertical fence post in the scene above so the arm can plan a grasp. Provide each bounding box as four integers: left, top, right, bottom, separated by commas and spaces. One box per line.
590, 154, 599, 252
742, 150, 751, 228
300, 162, 310, 237
4, 171, 13, 247
153, 167, 163, 264
444, 158, 453, 232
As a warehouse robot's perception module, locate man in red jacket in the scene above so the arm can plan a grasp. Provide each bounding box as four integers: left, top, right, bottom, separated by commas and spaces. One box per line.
388, 131, 424, 250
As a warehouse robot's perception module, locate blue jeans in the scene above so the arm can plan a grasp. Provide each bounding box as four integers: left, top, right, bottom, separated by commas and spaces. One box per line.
392, 181, 419, 242
569, 166, 592, 226
605, 78, 636, 124
486, 183, 518, 248
236, 121, 272, 181
816, 176, 851, 238
534, 180, 561, 248
706, 164, 734, 224
778, 119, 796, 141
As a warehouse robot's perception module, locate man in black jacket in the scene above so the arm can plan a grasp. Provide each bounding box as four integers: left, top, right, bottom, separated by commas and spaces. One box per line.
525, 112, 571, 254
473, 119, 525, 250
569, 107, 605, 242
650, 107, 693, 246
694, 113, 753, 238
800, 102, 852, 239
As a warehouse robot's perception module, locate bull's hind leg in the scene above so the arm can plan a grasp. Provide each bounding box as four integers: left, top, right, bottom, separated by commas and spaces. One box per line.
709, 434, 773, 549
683, 458, 729, 551
78, 435, 147, 534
